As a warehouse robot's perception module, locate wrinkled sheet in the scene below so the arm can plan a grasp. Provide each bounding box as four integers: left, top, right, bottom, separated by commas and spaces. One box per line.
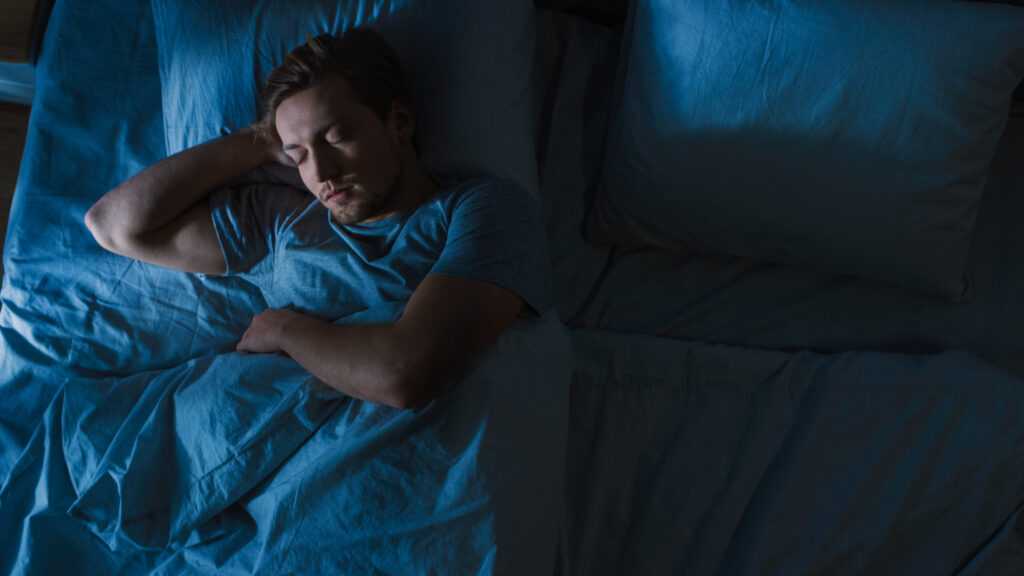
0, 0, 570, 573
566, 330, 1024, 575
1, 302, 571, 575
1, 0, 267, 478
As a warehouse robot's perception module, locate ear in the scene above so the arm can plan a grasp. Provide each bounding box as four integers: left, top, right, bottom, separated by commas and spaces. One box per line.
387, 100, 415, 148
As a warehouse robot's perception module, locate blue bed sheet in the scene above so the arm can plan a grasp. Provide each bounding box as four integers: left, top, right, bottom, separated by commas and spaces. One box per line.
2, 300, 571, 574
0, 0, 570, 574
0, 0, 259, 490
566, 330, 1024, 575
546, 16, 1024, 571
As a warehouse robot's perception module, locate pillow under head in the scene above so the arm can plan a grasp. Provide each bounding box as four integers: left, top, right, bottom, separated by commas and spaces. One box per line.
590, 0, 1024, 300
151, 0, 539, 194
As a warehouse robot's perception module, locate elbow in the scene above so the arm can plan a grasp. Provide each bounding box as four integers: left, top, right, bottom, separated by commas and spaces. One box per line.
331, 365, 425, 411
84, 205, 102, 238
371, 326, 446, 410
84, 202, 111, 247
393, 390, 436, 412
386, 365, 440, 411
84, 200, 128, 253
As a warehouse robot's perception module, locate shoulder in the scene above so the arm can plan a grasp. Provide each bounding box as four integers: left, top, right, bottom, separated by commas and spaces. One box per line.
435, 176, 538, 215
456, 176, 530, 199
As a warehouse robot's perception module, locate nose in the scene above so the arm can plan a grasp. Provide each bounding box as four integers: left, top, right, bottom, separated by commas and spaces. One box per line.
308, 146, 341, 185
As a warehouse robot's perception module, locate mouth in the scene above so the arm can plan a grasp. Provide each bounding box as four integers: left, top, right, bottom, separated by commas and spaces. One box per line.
323, 184, 354, 204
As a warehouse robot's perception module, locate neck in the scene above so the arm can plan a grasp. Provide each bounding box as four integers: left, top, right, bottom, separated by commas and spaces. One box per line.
364, 153, 437, 223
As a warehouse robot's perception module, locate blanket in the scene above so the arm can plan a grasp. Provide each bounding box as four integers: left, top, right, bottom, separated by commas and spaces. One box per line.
0, 305, 571, 575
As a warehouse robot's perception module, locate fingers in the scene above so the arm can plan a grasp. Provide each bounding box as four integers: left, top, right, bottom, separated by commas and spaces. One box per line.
236, 328, 251, 353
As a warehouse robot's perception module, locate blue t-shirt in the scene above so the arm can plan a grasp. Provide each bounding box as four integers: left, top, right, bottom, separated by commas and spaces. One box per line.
208, 176, 553, 321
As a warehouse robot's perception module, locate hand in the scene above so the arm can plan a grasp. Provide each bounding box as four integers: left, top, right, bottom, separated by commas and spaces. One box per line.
243, 125, 296, 168
264, 134, 297, 169
236, 309, 299, 355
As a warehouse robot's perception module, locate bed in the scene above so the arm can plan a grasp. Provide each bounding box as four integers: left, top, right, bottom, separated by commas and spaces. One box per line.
2, 0, 1024, 574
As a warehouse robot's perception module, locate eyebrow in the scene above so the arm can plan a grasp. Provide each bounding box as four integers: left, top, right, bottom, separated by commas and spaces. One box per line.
282, 121, 340, 151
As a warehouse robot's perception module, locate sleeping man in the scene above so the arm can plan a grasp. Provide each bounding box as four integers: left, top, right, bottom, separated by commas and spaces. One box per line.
84, 28, 552, 410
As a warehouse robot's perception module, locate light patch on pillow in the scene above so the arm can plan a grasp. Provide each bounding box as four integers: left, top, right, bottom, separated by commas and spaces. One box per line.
591, 0, 1024, 300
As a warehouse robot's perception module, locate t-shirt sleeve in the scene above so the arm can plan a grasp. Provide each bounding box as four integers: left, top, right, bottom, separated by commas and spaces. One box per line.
430, 179, 554, 317
207, 183, 307, 282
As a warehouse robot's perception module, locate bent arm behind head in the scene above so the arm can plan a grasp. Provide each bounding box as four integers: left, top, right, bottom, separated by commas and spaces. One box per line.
84, 128, 279, 274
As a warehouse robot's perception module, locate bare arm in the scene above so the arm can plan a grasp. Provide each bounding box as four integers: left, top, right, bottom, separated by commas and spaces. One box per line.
236, 274, 525, 409
84, 129, 282, 274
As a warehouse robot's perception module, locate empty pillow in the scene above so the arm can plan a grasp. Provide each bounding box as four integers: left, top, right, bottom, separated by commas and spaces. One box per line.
589, 0, 1024, 300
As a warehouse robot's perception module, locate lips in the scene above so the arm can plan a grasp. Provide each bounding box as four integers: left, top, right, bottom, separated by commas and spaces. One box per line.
323, 184, 353, 203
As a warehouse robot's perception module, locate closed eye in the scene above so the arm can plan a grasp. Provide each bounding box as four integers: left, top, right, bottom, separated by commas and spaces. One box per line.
326, 124, 351, 143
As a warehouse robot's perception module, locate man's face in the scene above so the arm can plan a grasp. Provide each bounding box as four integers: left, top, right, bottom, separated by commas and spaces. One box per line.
275, 74, 402, 225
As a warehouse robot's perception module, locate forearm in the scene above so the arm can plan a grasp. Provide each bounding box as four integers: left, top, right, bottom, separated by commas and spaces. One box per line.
86, 129, 271, 239
278, 314, 421, 409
